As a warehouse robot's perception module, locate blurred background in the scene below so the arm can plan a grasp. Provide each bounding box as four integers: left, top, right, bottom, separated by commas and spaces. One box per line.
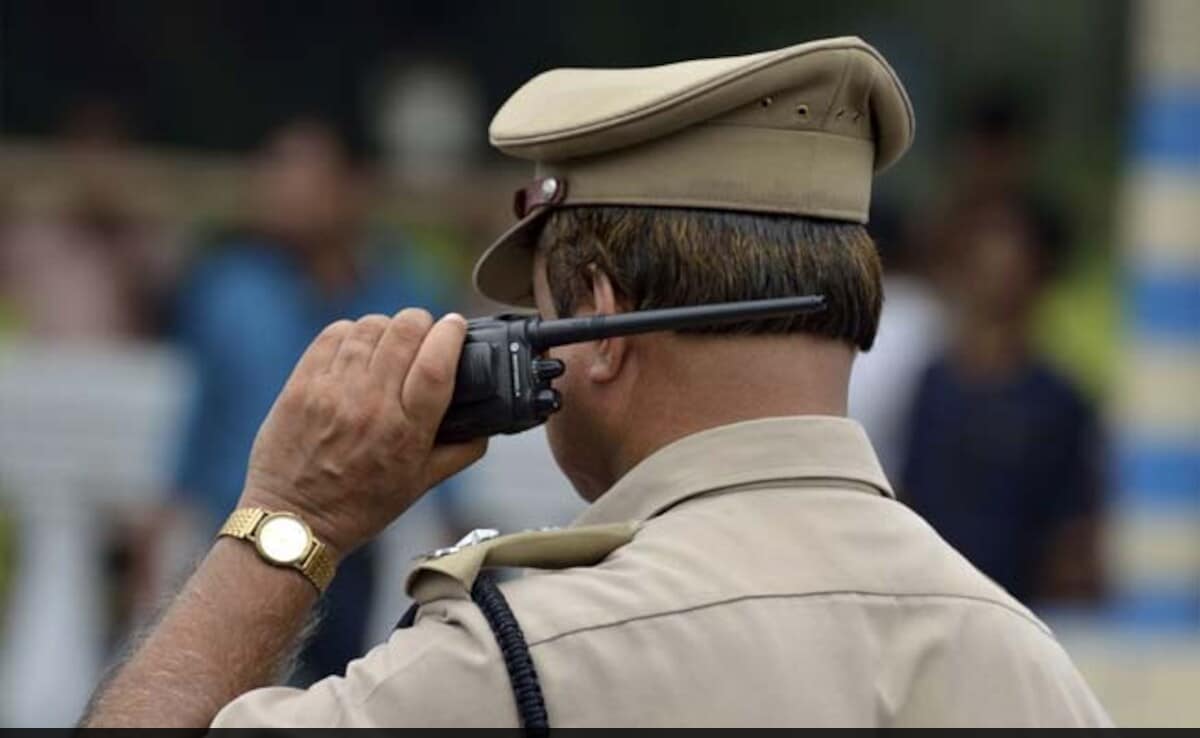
0, 0, 1196, 727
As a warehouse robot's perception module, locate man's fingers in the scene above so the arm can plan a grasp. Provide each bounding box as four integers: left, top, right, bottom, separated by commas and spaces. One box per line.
329, 314, 391, 375
369, 308, 435, 389
424, 438, 488, 488
289, 319, 354, 384
400, 313, 468, 430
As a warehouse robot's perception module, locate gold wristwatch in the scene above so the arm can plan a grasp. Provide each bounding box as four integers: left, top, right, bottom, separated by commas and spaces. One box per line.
218, 508, 337, 593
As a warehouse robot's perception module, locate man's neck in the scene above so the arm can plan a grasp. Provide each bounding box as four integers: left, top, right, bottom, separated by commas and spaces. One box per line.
605, 334, 854, 487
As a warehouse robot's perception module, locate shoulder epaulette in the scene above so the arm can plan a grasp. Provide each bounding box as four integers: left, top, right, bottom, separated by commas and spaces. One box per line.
405, 521, 640, 604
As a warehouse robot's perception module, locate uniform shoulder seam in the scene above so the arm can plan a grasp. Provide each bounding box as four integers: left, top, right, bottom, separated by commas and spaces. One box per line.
526, 589, 1051, 648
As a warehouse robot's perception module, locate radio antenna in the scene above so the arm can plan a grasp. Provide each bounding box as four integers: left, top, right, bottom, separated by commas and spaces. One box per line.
529, 295, 826, 351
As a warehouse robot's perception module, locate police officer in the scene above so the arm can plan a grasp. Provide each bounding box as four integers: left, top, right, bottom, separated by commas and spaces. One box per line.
84, 37, 1112, 728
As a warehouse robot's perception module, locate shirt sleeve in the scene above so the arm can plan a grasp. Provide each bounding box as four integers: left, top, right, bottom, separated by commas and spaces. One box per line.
211, 597, 520, 728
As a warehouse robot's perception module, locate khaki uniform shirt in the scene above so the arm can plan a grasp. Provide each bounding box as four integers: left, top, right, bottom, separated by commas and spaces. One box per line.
213, 416, 1112, 728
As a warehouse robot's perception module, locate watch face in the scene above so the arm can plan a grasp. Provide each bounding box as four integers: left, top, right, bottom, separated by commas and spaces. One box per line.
256, 514, 312, 565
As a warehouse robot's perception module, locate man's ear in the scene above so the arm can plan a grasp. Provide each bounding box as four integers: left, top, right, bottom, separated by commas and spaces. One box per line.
586, 265, 627, 383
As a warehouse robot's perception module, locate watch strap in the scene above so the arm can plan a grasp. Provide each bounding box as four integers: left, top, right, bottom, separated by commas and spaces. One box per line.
219, 507, 268, 539
302, 541, 338, 592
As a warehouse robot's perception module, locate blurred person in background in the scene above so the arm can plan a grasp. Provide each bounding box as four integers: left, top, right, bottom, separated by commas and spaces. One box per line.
0, 97, 165, 340
900, 192, 1105, 605
848, 205, 946, 479
170, 117, 454, 682
917, 94, 1036, 290
853, 98, 1039, 484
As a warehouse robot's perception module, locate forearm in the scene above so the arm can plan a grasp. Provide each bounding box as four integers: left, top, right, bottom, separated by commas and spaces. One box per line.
81, 310, 480, 726
82, 538, 320, 728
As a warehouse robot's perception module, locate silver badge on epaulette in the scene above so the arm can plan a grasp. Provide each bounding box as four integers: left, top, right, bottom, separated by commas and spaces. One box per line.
420, 527, 501, 560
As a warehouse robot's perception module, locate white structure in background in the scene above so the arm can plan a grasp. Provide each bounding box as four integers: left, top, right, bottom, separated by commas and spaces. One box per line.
451, 427, 584, 532
848, 275, 946, 481
0, 342, 192, 727
367, 428, 582, 643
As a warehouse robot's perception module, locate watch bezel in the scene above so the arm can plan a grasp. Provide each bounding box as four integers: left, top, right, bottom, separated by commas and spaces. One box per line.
254, 512, 315, 566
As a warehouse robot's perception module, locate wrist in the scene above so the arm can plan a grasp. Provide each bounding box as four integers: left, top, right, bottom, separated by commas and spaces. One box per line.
236, 486, 352, 563
210, 536, 323, 601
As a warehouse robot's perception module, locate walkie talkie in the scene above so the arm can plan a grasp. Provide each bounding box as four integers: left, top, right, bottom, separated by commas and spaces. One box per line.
435, 295, 826, 443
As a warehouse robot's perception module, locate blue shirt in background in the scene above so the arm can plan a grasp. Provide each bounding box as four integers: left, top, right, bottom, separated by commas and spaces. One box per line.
174, 237, 452, 528
900, 357, 1102, 604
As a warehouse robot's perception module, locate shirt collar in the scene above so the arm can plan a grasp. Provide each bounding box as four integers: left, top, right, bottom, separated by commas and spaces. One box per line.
572, 415, 894, 527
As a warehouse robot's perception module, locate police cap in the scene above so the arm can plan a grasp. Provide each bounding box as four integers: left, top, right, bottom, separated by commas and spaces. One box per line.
473, 36, 915, 307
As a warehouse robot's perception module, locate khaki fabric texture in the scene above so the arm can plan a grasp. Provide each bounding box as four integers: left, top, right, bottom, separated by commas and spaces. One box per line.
212, 417, 1112, 728
473, 36, 915, 306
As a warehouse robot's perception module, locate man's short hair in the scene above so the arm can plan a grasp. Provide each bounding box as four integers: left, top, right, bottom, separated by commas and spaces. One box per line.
536, 206, 883, 351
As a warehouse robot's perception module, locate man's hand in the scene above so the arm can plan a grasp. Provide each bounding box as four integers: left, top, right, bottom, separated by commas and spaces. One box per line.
81, 308, 486, 728
240, 309, 487, 558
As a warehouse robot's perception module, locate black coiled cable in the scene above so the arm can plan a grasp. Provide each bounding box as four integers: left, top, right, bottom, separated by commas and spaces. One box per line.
395, 574, 549, 730
472, 574, 550, 730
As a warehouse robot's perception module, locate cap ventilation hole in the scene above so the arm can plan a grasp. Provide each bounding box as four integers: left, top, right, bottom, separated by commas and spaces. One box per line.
796, 104, 810, 119
760, 96, 774, 108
